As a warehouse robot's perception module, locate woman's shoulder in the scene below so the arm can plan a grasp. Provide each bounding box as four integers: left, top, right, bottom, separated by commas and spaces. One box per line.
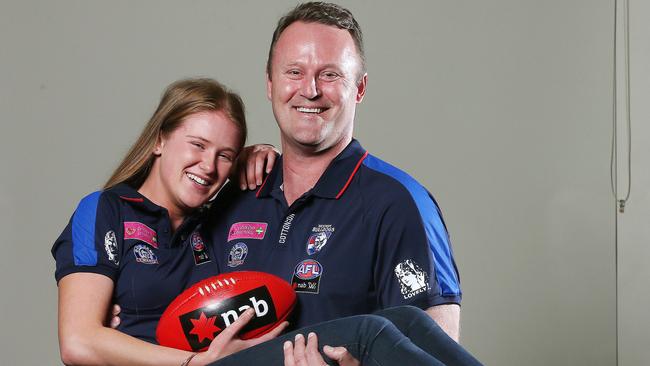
71, 184, 136, 220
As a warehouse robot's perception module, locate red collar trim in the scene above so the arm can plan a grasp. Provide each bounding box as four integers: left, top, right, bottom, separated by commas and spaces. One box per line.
335, 151, 368, 199
255, 173, 272, 198
119, 195, 144, 203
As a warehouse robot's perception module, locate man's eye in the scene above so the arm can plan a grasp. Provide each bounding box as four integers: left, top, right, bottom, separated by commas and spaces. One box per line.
320, 72, 340, 81
286, 70, 301, 77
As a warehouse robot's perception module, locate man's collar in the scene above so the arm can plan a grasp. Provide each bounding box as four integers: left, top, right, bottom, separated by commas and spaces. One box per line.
256, 139, 368, 200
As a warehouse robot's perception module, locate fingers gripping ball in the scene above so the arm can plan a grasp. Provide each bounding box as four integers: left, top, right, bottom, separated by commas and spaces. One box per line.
156, 271, 297, 351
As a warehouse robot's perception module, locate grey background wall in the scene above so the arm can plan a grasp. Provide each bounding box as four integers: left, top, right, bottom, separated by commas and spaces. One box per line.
0, 1, 647, 365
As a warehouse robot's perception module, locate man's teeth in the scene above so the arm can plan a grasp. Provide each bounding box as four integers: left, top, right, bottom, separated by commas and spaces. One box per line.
296, 107, 323, 113
186, 173, 209, 186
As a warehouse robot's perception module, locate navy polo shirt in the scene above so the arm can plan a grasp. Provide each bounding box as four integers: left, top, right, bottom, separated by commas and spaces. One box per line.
207, 139, 461, 328
52, 184, 219, 343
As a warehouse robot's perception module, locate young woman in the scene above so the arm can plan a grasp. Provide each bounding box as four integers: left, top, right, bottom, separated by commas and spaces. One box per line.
53, 78, 481, 366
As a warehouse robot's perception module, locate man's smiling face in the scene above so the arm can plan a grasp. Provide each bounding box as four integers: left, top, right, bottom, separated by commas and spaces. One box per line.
267, 21, 367, 154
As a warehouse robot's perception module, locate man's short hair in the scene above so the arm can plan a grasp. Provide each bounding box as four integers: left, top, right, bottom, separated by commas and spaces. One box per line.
266, 1, 366, 80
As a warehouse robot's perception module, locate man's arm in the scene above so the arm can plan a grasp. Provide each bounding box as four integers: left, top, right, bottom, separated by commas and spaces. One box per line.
426, 304, 460, 342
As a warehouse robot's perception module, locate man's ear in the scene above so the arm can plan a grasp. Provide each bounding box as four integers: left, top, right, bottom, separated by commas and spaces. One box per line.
266, 72, 273, 101
356, 73, 368, 103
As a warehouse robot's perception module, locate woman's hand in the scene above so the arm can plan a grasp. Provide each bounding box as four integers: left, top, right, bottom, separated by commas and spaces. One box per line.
194, 308, 289, 365
235, 144, 280, 190
283, 332, 360, 366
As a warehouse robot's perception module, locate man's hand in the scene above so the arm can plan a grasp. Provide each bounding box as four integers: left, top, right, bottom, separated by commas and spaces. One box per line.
194, 308, 289, 364
235, 144, 280, 190
283, 332, 359, 366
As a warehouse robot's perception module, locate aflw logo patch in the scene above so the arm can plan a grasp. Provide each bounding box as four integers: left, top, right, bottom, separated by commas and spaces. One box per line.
178, 286, 277, 351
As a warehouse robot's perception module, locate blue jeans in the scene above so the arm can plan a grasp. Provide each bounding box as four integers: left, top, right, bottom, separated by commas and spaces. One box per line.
212, 306, 482, 366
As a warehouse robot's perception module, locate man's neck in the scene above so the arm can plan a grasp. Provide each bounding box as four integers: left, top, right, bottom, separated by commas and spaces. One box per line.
281, 138, 350, 206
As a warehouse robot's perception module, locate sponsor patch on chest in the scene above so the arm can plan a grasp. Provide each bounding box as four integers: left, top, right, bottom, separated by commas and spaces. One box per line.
291, 259, 323, 294
124, 221, 158, 248
227, 222, 268, 241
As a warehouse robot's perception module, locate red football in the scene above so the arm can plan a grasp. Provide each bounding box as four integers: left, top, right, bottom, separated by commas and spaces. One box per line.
156, 271, 296, 351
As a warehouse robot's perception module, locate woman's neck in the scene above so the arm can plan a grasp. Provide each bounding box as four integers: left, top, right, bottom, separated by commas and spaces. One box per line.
137, 179, 186, 232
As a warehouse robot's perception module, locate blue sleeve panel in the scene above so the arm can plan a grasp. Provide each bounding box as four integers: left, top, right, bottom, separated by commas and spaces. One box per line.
52, 190, 120, 283
363, 155, 461, 297
72, 191, 102, 266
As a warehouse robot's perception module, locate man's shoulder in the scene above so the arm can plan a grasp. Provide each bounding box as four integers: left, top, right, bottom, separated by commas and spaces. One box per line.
206, 181, 260, 220
358, 153, 438, 208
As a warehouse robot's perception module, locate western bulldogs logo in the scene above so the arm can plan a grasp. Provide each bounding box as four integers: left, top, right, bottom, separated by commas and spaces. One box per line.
191, 232, 205, 251
292, 259, 323, 294
228, 243, 248, 268
306, 232, 331, 255
394, 259, 429, 299
190, 232, 210, 265
305, 224, 334, 255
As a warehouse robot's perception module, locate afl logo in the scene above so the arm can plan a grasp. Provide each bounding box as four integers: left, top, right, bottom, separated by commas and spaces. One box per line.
294, 259, 323, 280
190, 232, 205, 251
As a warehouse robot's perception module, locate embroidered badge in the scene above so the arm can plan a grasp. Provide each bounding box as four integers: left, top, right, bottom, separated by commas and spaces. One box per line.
190, 232, 210, 265
104, 230, 119, 265
306, 224, 334, 255
227, 242, 248, 268
227, 222, 268, 241
133, 244, 158, 264
394, 259, 430, 299
291, 259, 323, 294
124, 222, 158, 248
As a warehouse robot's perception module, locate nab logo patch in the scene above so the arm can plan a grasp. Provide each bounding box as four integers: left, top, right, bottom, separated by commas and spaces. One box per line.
179, 286, 277, 351
292, 259, 323, 294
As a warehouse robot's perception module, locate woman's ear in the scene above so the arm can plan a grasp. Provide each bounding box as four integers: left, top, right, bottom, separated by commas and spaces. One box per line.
153, 134, 164, 156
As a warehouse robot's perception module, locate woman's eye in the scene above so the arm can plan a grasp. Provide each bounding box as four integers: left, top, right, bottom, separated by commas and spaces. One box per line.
218, 153, 233, 161
191, 142, 205, 150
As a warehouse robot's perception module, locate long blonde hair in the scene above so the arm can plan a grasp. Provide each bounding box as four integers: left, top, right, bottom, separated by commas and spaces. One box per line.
104, 78, 247, 189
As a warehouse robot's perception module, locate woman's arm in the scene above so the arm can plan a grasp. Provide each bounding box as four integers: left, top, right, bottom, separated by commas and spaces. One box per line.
58, 273, 195, 366
58, 273, 288, 366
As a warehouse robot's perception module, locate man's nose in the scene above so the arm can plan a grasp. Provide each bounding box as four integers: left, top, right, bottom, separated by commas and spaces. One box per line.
300, 75, 320, 99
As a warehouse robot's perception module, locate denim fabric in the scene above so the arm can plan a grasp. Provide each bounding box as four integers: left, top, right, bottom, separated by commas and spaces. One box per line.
211, 306, 482, 366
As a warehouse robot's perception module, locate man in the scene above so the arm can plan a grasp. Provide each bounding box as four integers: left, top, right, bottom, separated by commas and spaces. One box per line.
209, 2, 462, 341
